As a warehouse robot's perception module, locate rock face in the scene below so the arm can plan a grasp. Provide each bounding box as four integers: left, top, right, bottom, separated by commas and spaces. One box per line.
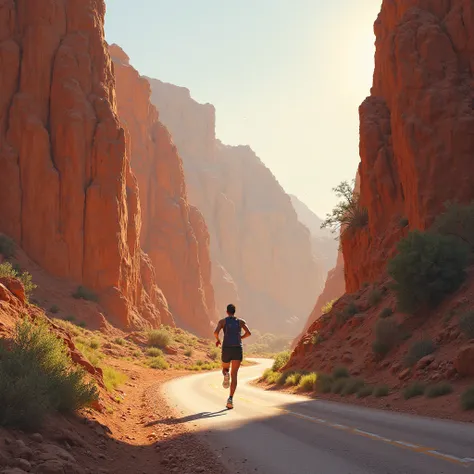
110, 45, 215, 336
147, 79, 324, 335
344, 0, 474, 292
290, 195, 338, 274
0, 0, 170, 329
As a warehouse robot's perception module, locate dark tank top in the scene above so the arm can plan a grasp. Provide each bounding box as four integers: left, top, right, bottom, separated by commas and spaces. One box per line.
223, 316, 242, 347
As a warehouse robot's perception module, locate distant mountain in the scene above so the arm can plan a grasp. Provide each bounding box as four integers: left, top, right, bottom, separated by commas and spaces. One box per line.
290, 195, 338, 274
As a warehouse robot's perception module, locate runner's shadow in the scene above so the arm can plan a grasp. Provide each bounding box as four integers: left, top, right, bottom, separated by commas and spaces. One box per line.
146, 410, 228, 426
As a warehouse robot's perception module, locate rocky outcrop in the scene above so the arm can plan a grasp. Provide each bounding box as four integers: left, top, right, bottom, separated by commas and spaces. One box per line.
110, 45, 215, 336
0, 1, 169, 329
290, 195, 338, 275
344, 0, 474, 291
147, 79, 324, 335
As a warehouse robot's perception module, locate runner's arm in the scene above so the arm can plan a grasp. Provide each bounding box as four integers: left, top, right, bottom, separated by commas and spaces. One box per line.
240, 320, 251, 340
213, 319, 224, 346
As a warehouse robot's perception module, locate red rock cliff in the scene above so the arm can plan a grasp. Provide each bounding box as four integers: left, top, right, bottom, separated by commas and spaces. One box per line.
110, 45, 216, 336
147, 79, 325, 335
344, 0, 474, 292
0, 0, 171, 329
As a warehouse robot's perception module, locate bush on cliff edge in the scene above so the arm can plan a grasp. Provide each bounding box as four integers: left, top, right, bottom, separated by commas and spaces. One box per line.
388, 231, 469, 313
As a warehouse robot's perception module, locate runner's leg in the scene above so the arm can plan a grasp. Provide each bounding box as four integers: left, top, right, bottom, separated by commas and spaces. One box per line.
230, 359, 241, 398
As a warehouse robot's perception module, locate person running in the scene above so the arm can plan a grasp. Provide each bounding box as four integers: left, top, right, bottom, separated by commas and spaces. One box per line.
214, 304, 251, 409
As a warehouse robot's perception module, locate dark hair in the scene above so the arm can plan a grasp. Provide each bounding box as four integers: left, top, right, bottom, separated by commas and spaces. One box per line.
226, 304, 236, 315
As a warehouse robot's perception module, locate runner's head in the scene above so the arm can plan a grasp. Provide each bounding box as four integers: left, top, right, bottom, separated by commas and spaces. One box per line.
226, 304, 236, 316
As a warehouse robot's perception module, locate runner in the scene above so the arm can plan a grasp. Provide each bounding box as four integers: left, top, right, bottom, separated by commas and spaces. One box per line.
214, 304, 252, 409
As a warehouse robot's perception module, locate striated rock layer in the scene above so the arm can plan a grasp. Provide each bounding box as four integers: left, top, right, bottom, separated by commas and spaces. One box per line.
0, 0, 171, 329
344, 0, 474, 292
147, 79, 324, 335
110, 45, 215, 336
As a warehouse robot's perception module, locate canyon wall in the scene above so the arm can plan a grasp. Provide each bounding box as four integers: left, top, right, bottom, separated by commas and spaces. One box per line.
0, 0, 171, 329
344, 0, 474, 291
147, 79, 324, 335
110, 45, 216, 336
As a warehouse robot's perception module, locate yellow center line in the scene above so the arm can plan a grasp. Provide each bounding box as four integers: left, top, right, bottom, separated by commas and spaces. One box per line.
208, 383, 471, 467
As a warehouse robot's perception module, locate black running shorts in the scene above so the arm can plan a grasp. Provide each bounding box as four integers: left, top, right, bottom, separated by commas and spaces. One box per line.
221, 346, 243, 363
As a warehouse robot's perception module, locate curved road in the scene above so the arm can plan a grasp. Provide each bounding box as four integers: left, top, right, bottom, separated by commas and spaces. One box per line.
164, 359, 474, 474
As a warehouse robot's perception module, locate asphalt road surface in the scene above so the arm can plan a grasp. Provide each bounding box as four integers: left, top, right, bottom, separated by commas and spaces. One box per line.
164, 359, 474, 474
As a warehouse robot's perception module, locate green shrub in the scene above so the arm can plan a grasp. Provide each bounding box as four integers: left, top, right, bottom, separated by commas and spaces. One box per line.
461, 386, 474, 411
403, 382, 426, 400
0, 235, 15, 258
78, 321, 87, 328
331, 378, 347, 394
368, 289, 383, 306
209, 347, 220, 361
341, 378, 365, 396
404, 339, 435, 367
146, 347, 163, 357
373, 385, 389, 397
388, 231, 469, 313
426, 382, 453, 399
315, 373, 333, 393
322, 299, 336, 314
432, 201, 474, 251
66, 315, 76, 322
298, 373, 317, 392
184, 348, 193, 357
49, 305, 60, 314
272, 351, 291, 371
0, 318, 98, 430
321, 180, 368, 238
147, 356, 169, 370
357, 385, 374, 398
311, 332, 324, 346
459, 311, 474, 339
147, 329, 172, 348
102, 366, 127, 392
284, 372, 303, 387
379, 307, 393, 319
72, 286, 98, 302
89, 339, 101, 350
261, 369, 280, 384
373, 319, 401, 358
0, 262, 36, 299
332, 366, 349, 379
114, 338, 125, 346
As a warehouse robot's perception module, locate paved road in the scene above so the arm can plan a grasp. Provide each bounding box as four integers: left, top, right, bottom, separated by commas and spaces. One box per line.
164, 359, 474, 474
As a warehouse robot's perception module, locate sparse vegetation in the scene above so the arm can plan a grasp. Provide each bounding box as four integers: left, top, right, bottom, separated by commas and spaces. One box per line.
311, 332, 324, 346
403, 382, 426, 400
102, 366, 128, 392
379, 307, 393, 319
373, 319, 401, 358
0, 262, 37, 299
461, 386, 474, 411
332, 366, 349, 379
114, 338, 125, 346
388, 231, 469, 313
0, 318, 98, 430
49, 305, 60, 314
404, 339, 435, 367
261, 369, 280, 384
315, 373, 333, 393
341, 378, 365, 396
72, 285, 98, 302
208, 347, 220, 361
425, 382, 453, 399
245, 331, 291, 356
146, 347, 163, 357
431, 201, 474, 251
331, 378, 347, 394
368, 288, 383, 306
147, 355, 170, 370
357, 385, 374, 398
298, 373, 317, 392
322, 299, 336, 314
272, 351, 291, 371
337, 301, 359, 325
184, 348, 193, 357
79, 321, 87, 328
321, 180, 368, 238
147, 329, 172, 348
89, 339, 101, 350
459, 311, 474, 339
0, 235, 15, 258
285, 372, 303, 387
373, 385, 390, 397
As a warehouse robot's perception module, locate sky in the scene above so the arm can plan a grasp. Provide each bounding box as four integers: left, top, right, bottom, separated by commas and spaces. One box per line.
105, 0, 383, 218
